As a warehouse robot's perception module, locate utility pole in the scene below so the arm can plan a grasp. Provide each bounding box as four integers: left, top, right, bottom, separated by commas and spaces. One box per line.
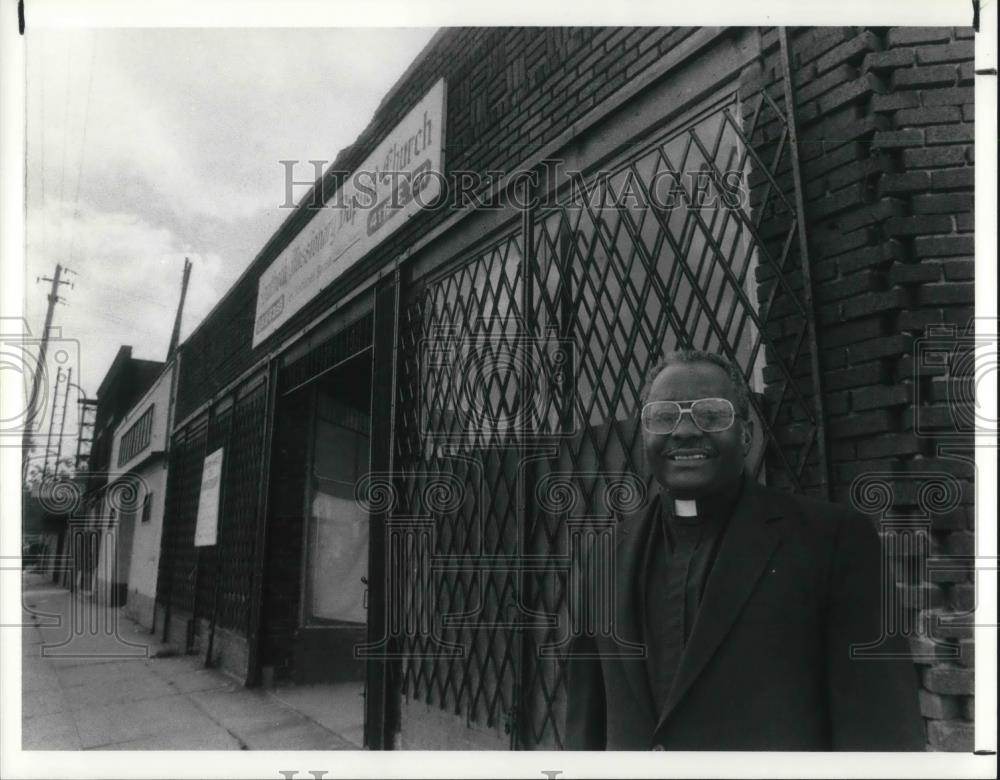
22, 263, 74, 482
39, 366, 65, 482
52, 367, 73, 479
167, 257, 192, 359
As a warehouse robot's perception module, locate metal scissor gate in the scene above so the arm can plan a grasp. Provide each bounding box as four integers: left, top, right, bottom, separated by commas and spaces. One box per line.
389, 74, 827, 748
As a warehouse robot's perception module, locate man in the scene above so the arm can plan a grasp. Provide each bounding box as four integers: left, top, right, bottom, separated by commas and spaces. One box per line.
565, 350, 924, 751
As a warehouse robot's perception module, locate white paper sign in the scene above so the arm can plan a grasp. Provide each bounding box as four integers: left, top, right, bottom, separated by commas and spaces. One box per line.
252, 78, 446, 347
194, 447, 224, 547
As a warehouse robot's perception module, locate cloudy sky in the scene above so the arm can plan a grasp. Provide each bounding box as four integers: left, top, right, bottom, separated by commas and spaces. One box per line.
25, 27, 437, 399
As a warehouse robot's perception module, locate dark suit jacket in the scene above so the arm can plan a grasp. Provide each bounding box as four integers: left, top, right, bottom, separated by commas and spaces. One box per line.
565, 477, 925, 751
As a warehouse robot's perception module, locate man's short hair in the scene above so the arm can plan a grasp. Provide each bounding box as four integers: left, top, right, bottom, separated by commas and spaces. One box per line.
639, 349, 751, 418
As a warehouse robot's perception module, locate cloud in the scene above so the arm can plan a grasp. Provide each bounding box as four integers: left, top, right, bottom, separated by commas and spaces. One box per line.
28, 28, 438, 227
25, 199, 234, 393
24, 27, 437, 400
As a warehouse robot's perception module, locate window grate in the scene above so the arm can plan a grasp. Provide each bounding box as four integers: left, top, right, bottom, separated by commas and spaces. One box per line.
390, 87, 825, 749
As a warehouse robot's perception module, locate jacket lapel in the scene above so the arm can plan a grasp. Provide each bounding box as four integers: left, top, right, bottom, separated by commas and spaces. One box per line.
610, 494, 660, 722
654, 480, 786, 733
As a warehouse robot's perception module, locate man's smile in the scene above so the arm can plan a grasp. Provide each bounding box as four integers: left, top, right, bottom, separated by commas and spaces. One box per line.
662, 447, 715, 461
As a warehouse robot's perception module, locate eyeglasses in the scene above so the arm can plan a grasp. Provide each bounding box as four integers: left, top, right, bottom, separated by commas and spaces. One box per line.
641, 397, 737, 434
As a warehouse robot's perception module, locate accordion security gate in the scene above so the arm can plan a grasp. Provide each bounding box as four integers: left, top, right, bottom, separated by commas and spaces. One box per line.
157, 376, 268, 653
391, 83, 828, 748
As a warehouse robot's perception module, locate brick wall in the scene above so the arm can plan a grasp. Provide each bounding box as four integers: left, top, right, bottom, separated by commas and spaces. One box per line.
741, 26, 976, 752
174, 27, 699, 422
166, 25, 978, 748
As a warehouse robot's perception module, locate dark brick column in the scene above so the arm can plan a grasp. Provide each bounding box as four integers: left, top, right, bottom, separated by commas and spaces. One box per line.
742, 26, 976, 752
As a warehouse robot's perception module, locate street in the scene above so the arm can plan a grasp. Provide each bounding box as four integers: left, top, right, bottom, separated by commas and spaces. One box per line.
20, 573, 364, 750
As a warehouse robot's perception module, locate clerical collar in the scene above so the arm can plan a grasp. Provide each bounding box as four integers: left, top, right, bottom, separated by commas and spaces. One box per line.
660, 471, 747, 526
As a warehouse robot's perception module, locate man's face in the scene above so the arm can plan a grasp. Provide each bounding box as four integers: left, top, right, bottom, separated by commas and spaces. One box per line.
641, 361, 752, 499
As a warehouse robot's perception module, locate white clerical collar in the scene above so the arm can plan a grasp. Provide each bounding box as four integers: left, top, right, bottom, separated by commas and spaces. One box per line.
673, 499, 698, 517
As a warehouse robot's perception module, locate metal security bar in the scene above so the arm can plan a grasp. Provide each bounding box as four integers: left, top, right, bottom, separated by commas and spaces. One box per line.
214, 379, 268, 635
157, 415, 208, 638
390, 85, 825, 748
191, 400, 232, 648
517, 90, 827, 748
395, 233, 526, 743
157, 375, 269, 649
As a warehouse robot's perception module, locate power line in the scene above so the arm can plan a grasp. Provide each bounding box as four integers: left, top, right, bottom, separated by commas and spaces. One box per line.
38, 35, 47, 261
22, 264, 73, 483
67, 32, 99, 267
57, 34, 72, 225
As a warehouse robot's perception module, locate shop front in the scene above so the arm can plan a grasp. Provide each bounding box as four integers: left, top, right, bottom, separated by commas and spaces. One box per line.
156, 25, 976, 751
157, 26, 800, 749
258, 315, 374, 693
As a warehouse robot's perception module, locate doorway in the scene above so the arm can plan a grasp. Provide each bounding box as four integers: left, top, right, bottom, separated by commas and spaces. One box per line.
265, 348, 372, 748
294, 350, 372, 683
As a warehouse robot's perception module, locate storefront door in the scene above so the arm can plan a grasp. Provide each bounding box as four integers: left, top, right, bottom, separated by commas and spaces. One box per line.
293, 350, 372, 688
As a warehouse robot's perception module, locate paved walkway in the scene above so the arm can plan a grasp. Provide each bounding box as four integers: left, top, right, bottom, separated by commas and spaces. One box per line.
20, 573, 364, 750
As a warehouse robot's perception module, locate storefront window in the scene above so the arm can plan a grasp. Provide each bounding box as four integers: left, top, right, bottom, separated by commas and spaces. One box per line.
304, 389, 370, 624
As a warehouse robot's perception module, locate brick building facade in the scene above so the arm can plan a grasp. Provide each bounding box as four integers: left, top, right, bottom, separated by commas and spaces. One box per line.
156, 27, 978, 750
741, 26, 976, 752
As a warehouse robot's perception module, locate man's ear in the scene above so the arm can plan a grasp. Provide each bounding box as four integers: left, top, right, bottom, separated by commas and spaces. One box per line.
741, 418, 754, 455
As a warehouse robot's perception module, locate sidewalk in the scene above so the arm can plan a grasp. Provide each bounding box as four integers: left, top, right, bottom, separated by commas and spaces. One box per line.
20, 573, 364, 750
